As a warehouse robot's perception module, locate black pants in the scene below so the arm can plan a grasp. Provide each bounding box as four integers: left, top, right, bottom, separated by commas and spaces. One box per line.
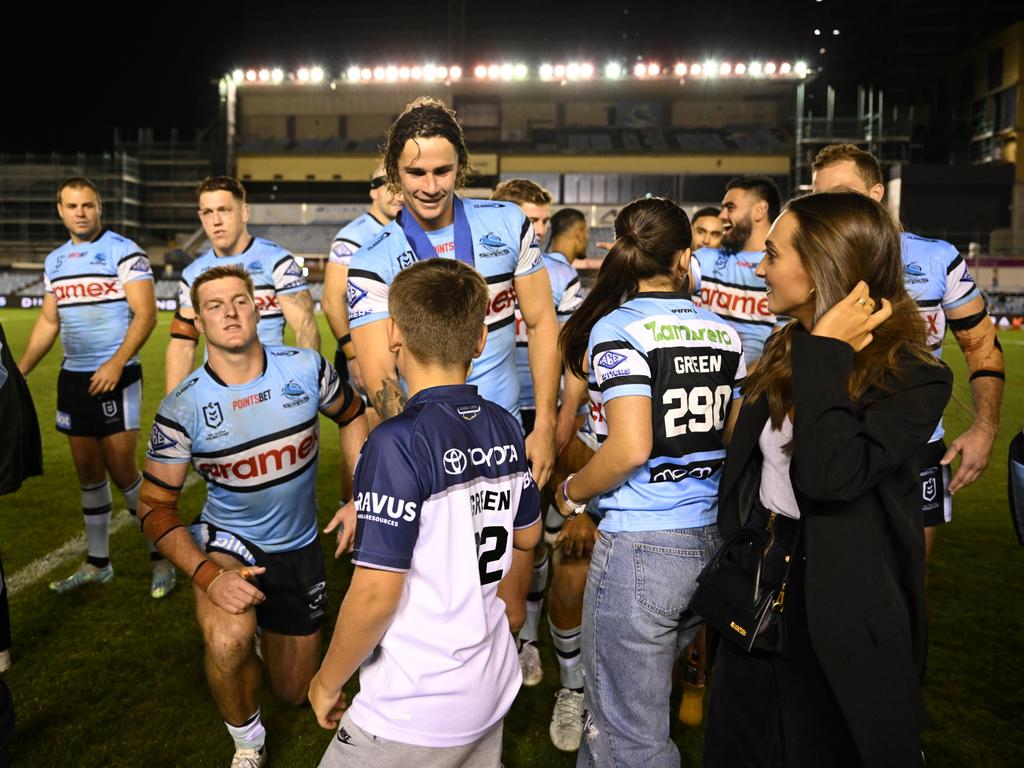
0, 557, 8, 651
704, 505, 861, 768
0, 677, 11, 768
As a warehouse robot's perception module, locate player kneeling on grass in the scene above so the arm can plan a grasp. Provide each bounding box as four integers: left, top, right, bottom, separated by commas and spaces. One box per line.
309, 258, 542, 768
137, 265, 367, 768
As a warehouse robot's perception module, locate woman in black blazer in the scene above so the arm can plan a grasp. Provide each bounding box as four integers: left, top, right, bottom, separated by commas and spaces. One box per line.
703, 192, 952, 768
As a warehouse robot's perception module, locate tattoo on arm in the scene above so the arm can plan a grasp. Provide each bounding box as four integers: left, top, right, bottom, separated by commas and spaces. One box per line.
280, 291, 321, 350
372, 376, 407, 419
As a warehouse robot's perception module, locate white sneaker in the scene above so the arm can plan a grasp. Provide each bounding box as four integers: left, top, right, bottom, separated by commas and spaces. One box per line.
550, 688, 585, 752
519, 641, 543, 687
230, 745, 266, 768
0, 650, 10, 673
150, 559, 177, 599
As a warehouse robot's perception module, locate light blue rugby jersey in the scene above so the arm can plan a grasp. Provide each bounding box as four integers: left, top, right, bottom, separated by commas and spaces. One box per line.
347, 199, 544, 419
515, 251, 585, 410
694, 247, 774, 364
43, 229, 153, 372
587, 292, 746, 533
901, 231, 981, 443
328, 211, 388, 267
147, 346, 350, 553
178, 237, 308, 347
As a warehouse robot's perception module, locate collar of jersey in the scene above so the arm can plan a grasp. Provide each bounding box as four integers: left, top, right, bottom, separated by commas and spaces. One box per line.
633, 289, 693, 300
203, 346, 269, 388
407, 383, 479, 405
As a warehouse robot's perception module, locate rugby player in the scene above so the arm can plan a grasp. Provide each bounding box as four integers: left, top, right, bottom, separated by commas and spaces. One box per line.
310, 258, 541, 767
694, 175, 781, 364
165, 176, 320, 393
138, 265, 367, 768
17, 177, 172, 597
811, 144, 1004, 569
690, 206, 724, 251
347, 97, 561, 488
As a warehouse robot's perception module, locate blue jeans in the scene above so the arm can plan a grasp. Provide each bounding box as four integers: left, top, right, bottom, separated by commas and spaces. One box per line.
576, 524, 721, 768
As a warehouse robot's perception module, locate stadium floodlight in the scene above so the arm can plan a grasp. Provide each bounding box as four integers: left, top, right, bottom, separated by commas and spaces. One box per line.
748, 61, 763, 76
361, 68, 372, 81
514, 63, 528, 79
347, 66, 360, 81
719, 62, 732, 76
703, 61, 716, 78
794, 61, 808, 78
424, 64, 437, 81
735, 62, 747, 75
311, 66, 324, 83
386, 66, 398, 81
833, 28, 840, 35
690, 63, 702, 76
764, 61, 777, 75
539, 63, 554, 80
373, 67, 385, 81
647, 62, 661, 77
297, 67, 310, 82
448, 65, 461, 80
674, 62, 686, 77
245, 69, 257, 82
580, 62, 594, 79
271, 68, 284, 83
475, 64, 488, 79
487, 64, 500, 79
258, 69, 271, 82
633, 62, 646, 77
500, 63, 513, 80
399, 66, 410, 80
232, 69, 244, 83
411, 66, 423, 80
814, 29, 821, 35
567, 62, 580, 79
779, 62, 792, 74
554, 64, 566, 79
605, 62, 622, 79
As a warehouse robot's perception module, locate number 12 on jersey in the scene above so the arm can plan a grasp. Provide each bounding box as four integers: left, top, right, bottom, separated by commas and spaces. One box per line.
475, 526, 509, 585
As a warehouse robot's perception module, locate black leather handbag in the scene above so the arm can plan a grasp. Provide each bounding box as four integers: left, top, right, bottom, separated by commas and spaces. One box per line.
690, 523, 800, 654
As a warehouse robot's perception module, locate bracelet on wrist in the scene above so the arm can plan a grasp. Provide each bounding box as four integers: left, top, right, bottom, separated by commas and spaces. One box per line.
561, 473, 587, 517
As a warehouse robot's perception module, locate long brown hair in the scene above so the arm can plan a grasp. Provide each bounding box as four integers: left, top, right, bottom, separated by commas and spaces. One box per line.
743, 191, 937, 426
560, 197, 691, 378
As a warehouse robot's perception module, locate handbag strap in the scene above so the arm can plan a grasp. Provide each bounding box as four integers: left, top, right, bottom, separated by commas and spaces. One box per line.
770, 516, 804, 613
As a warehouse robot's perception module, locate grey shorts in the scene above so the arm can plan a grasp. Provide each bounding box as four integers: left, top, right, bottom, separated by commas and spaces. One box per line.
318, 711, 503, 768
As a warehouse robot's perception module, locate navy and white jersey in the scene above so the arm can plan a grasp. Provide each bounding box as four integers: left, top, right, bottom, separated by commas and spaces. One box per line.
147, 346, 349, 553
178, 237, 307, 347
515, 251, 585, 410
347, 199, 544, 418
328, 211, 387, 267
694, 248, 773, 364
43, 229, 153, 372
901, 231, 982, 442
588, 292, 745, 532
348, 384, 539, 747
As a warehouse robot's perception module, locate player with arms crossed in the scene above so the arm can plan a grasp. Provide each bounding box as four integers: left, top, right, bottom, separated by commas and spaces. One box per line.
347, 97, 561, 488
310, 258, 541, 767
18, 177, 171, 596
166, 176, 320, 393
138, 265, 367, 768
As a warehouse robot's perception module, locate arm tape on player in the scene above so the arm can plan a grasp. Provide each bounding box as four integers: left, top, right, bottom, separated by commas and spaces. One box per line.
947, 308, 988, 332
969, 370, 1006, 382
138, 474, 186, 545
192, 560, 224, 593
951, 316, 1005, 378
325, 382, 366, 426
170, 311, 199, 342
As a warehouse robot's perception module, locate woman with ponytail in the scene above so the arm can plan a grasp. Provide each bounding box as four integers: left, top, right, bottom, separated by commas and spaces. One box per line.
703, 192, 952, 768
555, 197, 746, 768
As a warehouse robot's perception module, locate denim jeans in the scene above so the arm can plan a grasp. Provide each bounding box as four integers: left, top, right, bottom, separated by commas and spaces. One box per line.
576, 524, 722, 768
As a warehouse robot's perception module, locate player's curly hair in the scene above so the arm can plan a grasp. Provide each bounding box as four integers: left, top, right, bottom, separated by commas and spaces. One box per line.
383, 97, 474, 193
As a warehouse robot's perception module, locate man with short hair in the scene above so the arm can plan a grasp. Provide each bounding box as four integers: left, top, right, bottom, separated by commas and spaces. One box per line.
139, 264, 367, 768
812, 143, 1004, 566
695, 175, 781, 363
165, 176, 320, 393
348, 97, 561, 487
691, 206, 724, 251
18, 177, 171, 597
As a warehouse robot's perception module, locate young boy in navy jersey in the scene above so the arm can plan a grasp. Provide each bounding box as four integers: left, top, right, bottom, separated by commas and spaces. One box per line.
310, 259, 541, 767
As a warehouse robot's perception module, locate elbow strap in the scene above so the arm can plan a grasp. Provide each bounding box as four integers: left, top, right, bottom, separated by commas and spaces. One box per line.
170, 311, 199, 341
326, 381, 366, 427
951, 314, 1004, 379
138, 473, 186, 545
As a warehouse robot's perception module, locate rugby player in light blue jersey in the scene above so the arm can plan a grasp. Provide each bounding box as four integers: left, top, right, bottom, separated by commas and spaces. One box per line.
348, 97, 561, 488
17, 177, 171, 597
138, 264, 367, 768
811, 144, 1004, 572
556, 197, 743, 768
694, 175, 782, 365
165, 176, 320, 394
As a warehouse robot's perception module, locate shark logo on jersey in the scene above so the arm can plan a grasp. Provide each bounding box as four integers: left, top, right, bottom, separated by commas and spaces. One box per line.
284, 260, 303, 277
479, 233, 511, 256
366, 231, 391, 251
247, 261, 264, 274
397, 251, 417, 269
282, 380, 305, 399
905, 262, 925, 277
150, 424, 177, 451
597, 351, 627, 369
203, 402, 224, 429
347, 283, 367, 307
91, 253, 107, 266
130, 256, 151, 272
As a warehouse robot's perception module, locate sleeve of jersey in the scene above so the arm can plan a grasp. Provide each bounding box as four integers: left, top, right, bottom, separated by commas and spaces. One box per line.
272, 254, 308, 296
351, 429, 425, 572
514, 216, 544, 278
115, 244, 154, 285
732, 342, 748, 399
346, 249, 391, 328
176, 278, 192, 311
328, 238, 356, 267
146, 407, 193, 464
43, 271, 53, 294
589, 320, 652, 401
556, 274, 585, 319
942, 252, 981, 311
514, 464, 541, 529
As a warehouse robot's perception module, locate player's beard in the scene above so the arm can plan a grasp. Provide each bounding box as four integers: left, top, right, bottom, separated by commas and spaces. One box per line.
721, 216, 752, 252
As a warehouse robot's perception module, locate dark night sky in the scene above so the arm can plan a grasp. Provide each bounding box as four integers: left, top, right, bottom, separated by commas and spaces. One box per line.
2, 1, 1020, 153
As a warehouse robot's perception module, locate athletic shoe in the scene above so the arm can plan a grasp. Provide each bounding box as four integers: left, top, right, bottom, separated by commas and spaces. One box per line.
543, 505, 564, 547
550, 688, 585, 751
230, 746, 266, 768
150, 559, 177, 599
519, 641, 543, 687
0, 650, 10, 673
49, 563, 113, 594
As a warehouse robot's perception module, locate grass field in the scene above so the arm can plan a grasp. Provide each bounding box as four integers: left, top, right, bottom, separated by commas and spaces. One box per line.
0, 308, 1022, 767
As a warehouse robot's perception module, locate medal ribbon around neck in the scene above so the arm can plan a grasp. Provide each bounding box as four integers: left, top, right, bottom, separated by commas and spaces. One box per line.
400, 195, 475, 267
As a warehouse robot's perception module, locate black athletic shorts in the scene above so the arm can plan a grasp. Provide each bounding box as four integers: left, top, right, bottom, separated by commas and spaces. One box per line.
918, 439, 951, 528
190, 520, 327, 636
55, 364, 142, 437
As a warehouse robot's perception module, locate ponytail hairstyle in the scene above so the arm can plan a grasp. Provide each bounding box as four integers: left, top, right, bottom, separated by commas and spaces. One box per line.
560, 197, 691, 378
743, 191, 939, 426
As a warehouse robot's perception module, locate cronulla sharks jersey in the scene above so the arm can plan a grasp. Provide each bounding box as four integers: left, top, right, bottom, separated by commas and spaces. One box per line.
348, 384, 539, 747
328, 212, 387, 267
694, 248, 773, 364
178, 237, 307, 346
147, 346, 348, 552
43, 229, 153, 372
515, 251, 584, 410
347, 199, 543, 418
588, 292, 745, 532
902, 231, 981, 442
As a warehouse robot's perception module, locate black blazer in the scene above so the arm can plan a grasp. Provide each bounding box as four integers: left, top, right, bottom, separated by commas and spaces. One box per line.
719, 332, 952, 768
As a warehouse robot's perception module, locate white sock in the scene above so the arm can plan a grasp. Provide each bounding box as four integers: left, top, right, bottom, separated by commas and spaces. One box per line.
81, 481, 112, 564
225, 709, 265, 751
518, 551, 549, 644
550, 620, 584, 691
